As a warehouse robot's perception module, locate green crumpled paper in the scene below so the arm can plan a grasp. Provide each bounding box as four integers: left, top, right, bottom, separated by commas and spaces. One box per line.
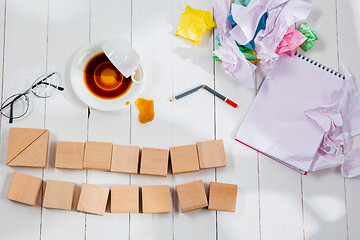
175, 5, 216, 46
213, 44, 259, 63
298, 22, 318, 51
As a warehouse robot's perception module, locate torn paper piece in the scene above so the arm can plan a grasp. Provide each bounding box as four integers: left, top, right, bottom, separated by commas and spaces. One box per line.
305, 103, 347, 171
243, 12, 268, 50
230, 0, 288, 45
175, 5, 215, 46
275, 28, 307, 56
306, 68, 360, 174
214, 45, 259, 63
214, 0, 256, 88
255, 0, 312, 67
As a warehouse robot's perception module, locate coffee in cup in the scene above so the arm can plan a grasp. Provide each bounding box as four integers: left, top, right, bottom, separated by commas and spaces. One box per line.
83, 52, 132, 100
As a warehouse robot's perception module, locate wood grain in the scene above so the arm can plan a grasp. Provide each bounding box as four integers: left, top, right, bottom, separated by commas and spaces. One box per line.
176, 180, 208, 212
77, 183, 110, 216
111, 145, 140, 174
43, 180, 75, 210
7, 172, 42, 206
142, 185, 171, 213
170, 144, 200, 174
55, 141, 85, 170
208, 182, 237, 212
111, 185, 139, 213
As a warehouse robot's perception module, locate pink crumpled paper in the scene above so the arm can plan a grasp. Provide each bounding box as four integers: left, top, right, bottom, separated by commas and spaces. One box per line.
255, 0, 312, 68
275, 28, 307, 56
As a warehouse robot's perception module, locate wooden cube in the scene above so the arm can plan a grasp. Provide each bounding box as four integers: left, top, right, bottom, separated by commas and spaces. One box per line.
170, 144, 199, 174
111, 145, 139, 174
43, 180, 75, 210
55, 141, 84, 170
196, 139, 226, 169
7, 172, 42, 206
77, 183, 109, 215
7, 128, 49, 168
140, 148, 169, 177
176, 180, 208, 212
208, 182, 237, 212
83, 141, 113, 171
111, 185, 139, 213
142, 185, 170, 213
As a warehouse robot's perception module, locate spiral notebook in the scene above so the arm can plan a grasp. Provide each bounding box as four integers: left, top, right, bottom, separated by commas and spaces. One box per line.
235, 53, 355, 174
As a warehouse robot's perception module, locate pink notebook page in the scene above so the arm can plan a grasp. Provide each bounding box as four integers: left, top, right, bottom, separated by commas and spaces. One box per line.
236, 53, 346, 173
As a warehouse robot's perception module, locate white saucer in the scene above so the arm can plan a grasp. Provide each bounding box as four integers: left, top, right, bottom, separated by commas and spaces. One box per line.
70, 41, 145, 111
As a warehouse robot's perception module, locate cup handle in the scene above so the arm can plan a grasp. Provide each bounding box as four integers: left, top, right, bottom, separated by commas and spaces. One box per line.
131, 65, 144, 84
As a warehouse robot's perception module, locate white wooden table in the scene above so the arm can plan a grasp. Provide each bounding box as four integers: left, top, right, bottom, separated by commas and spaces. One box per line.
0, 0, 359, 239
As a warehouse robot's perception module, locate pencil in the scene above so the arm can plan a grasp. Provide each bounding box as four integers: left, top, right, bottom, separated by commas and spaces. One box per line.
203, 85, 238, 108
170, 85, 204, 102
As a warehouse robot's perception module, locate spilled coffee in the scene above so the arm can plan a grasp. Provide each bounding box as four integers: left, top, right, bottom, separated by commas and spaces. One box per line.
83, 52, 132, 100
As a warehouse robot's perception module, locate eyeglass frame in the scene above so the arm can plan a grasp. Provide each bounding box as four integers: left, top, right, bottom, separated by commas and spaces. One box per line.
0, 72, 64, 123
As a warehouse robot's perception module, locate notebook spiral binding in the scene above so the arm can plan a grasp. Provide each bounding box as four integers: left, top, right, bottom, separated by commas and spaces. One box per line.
294, 52, 345, 80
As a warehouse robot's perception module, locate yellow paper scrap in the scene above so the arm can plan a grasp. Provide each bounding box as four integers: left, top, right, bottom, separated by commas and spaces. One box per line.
175, 5, 216, 46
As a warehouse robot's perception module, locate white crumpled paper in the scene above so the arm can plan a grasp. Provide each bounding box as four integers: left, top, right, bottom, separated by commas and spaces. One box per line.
214, 0, 256, 88
214, 0, 312, 87
306, 67, 360, 177
230, 0, 288, 45
255, 0, 312, 69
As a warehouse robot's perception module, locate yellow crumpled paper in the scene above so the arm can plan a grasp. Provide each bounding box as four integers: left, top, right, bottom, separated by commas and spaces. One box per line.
175, 5, 216, 46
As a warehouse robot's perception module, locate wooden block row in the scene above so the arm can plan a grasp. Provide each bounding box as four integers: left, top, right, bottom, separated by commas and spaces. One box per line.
7, 172, 237, 215
6, 172, 170, 215
6, 128, 226, 174
176, 180, 238, 212
54, 140, 226, 176
77, 184, 171, 215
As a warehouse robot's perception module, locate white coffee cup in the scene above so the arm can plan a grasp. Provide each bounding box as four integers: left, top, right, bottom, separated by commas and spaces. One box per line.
102, 39, 144, 84
70, 40, 145, 111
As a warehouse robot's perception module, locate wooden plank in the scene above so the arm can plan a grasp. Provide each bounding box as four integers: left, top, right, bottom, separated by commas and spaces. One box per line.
85, 0, 131, 239
130, 0, 174, 239
255, 13, 303, 240
41, 0, 89, 239
171, 0, 216, 239
300, 1, 348, 239
215, 48, 260, 239
0, 0, 47, 239
258, 155, 304, 240
337, 0, 360, 239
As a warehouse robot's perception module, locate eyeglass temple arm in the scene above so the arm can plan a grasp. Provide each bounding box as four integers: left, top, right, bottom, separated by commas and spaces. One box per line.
0, 93, 24, 112
31, 72, 64, 91
9, 101, 14, 124
36, 81, 64, 91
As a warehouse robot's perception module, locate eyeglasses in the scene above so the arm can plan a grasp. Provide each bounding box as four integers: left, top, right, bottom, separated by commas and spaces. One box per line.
0, 72, 64, 123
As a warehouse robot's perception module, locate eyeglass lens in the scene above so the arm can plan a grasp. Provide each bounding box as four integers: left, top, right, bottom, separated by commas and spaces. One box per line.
31, 72, 62, 98
0, 93, 30, 122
